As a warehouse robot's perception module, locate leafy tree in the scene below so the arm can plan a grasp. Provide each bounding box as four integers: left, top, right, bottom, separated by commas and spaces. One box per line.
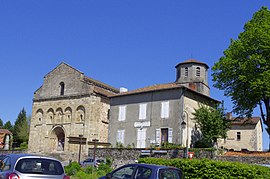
0, 118, 3, 128
212, 6, 270, 148
13, 108, 28, 145
192, 103, 230, 147
3, 121, 14, 133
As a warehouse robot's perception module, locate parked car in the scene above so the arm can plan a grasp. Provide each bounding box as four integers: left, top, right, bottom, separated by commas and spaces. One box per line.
99, 163, 184, 179
81, 157, 105, 167
0, 153, 70, 179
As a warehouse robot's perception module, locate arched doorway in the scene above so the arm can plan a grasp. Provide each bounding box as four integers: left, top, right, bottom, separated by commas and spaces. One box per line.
50, 126, 65, 151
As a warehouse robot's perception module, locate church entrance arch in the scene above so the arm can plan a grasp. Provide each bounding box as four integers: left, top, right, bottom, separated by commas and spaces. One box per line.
50, 126, 65, 151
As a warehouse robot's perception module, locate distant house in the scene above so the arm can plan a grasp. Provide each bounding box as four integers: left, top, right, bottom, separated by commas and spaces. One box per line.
28, 62, 119, 156
0, 129, 12, 150
218, 114, 263, 151
109, 59, 219, 148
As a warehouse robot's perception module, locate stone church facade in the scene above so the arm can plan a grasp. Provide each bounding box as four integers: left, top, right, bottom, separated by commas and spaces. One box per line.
28, 63, 119, 157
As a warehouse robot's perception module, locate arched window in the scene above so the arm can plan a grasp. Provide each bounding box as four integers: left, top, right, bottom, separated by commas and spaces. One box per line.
196, 67, 200, 77
184, 67, 188, 77
60, 82, 65, 95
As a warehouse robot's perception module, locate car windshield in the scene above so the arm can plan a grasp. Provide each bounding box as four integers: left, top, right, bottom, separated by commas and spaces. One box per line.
15, 158, 64, 175
84, 159, 94, 162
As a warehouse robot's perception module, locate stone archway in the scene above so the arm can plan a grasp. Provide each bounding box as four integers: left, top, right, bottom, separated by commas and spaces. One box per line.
50, 126, 65, 151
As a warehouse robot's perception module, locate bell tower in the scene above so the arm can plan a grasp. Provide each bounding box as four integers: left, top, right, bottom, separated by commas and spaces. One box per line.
175, 59, 210, 96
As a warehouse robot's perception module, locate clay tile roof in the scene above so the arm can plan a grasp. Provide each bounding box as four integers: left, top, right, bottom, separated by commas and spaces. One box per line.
231, 117, 261, 125
175, 59, 209, 68
110, 83, 182, 97
0, 129, 12, 135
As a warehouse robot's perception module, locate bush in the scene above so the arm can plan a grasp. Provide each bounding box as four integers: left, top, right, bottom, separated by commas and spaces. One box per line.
139, 157, 270, 178
64, 162, 82, 176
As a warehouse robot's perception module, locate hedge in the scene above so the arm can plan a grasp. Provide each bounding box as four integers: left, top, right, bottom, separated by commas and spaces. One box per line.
139, 157, 270, 179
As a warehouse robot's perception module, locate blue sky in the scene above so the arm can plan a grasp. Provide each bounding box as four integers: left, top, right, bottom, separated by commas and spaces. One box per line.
0, 1, 269, 149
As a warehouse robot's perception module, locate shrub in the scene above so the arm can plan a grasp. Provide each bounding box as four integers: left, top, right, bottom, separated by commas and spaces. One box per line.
139, 157, 270, 178
64, 162, 82, 176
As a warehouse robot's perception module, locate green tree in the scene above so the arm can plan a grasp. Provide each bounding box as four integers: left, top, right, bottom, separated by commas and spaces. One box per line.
192, 103, 230, 147
16, 115, 30, 143
212, 6, 270, 148
0, 118, 3, 128
13, 108, 28, 146
3, 121, 14, 133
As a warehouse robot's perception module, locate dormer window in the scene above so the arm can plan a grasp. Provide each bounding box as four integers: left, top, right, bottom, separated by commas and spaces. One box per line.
196, 67, 200, 77
60, 82, 65, 96
184, 67, 188, 77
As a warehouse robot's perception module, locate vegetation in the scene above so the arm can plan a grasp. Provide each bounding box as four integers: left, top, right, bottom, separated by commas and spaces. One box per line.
139, 157, 270, 179
192, 103, 230, 148
65, 160, 113, 179
212, 6, 270, 148
12, 108, 30, 148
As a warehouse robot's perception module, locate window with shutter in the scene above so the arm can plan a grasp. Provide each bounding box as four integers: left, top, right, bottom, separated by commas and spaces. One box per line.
156, 129, 161, 145
139, 103, 147, 120
161, 101, 169, 118
118, 105, 126, 121
168, 128, 173, 143
117, 130, 125, 144
137, 128, 146, 148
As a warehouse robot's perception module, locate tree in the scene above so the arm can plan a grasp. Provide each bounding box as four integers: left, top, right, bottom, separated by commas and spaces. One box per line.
3, 121, 14, 133
0, 118, 3, 128
212, 6, 270, 148
192, 103, 230, 147
13, 108, 28, 145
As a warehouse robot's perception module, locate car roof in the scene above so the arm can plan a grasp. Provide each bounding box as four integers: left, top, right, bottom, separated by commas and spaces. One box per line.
4, 153, 61, 162
124, 163, 179, 170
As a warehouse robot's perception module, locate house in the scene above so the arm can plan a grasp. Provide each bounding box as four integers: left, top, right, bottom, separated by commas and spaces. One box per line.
0, 129, 12, 150
218, 113, 263, 151
28, 62, 119, 156
109, 59, 219, 148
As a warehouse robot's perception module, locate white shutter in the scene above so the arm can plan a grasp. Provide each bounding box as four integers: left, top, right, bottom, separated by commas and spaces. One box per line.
168, 128, 173, 143
156, 129, 161, 145
118, 106, 126, 121
161, 101, 169, 118
139, 103, 147, 120
137, 129, 142, 148
117, 130, 125, 144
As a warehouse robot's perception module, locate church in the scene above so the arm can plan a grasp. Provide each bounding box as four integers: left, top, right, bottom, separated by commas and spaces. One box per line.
28, 63, 119, 157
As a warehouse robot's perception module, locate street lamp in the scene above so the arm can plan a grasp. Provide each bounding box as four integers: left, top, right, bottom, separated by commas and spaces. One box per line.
181, 111, 189, 158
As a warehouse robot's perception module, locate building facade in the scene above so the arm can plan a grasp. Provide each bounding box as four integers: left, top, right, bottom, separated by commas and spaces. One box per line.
218, 115, 263, 151
28, 63, 119, 156
109, 59, 219, 148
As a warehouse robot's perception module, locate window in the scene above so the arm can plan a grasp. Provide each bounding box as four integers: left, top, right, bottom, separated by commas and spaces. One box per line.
134, 166, 152, 179
118, 106, 126, 121
139, 103, 147, 120
137, 128, 146, 148
161, 101, 169, 118
111, 166, 135, 178
117, 130, 125, 144
196, 67, 200, 77
60, 82, 65, 95
237, 132, 241, 141
184, 67, 188, 77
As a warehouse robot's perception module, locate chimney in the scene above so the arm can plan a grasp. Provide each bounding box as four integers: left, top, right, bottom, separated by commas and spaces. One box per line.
120, 87, 128, 93
226, 112, 232, 120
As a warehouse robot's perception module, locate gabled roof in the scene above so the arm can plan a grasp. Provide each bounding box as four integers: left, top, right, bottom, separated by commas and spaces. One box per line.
110, 82, 219, 103
44, 62, 83, 78
175, 59, 209, 69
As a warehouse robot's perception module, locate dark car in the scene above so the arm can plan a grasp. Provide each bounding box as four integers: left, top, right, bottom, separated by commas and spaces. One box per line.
0, 153, 70, 179
81, 157, 105, 167
99, 163, 184, 179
